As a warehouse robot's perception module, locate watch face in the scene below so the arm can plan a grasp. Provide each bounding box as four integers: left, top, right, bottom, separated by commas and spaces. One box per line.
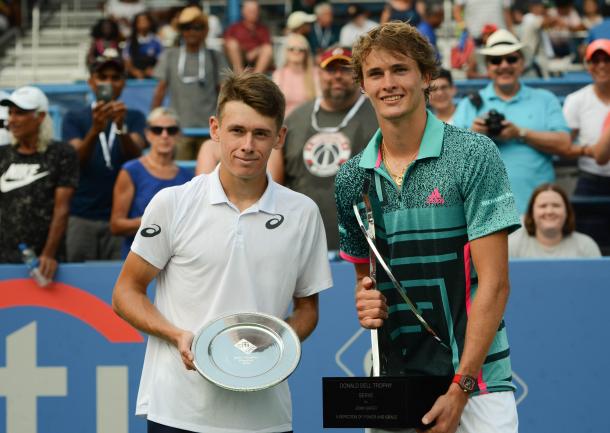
462, 375, 476, 392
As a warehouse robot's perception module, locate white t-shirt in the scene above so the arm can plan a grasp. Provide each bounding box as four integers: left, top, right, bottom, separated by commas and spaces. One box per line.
455, 0, 512, 39
339, 19, 378, 48
508, 227, 601, 258
563, 84, 610, 177
131, 167, 333, 433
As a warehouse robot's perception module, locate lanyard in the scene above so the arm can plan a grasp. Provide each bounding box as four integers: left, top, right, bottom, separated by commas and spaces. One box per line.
91, 102, 117, 170
310, 94, 366, 133
314, 23, 332, 49
178, 46, 206, 84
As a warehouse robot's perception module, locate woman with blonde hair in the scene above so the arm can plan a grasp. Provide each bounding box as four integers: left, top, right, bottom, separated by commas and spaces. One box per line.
272, 33, 317, 116
110, 107, 192, 257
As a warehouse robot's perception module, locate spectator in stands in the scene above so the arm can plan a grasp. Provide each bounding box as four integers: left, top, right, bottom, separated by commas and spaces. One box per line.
0, 86, 78, 278
267, 46, 378, 250
87, 18, 121, 70
62, 49, 146, 261
464, 23, 499, 78
417, 1, 444, 56
0, 90, 10, 146
286, 10, 316, 37
0, 1, 11, 33
308, 2, 339, 56
152, 6, 228, 160
519, 1, 553, 77
453, 29, 571, 214
587, 1, 610, 42
379, 0, 423, 26
272, 33, 317, 117
562, 39, 610, 251
453, 0, 513, 42
546, 0, 585, 59
428, 68, 457, 124
123, 12, 163, 79
105, 0, 145, 39
583, 0, 603, 30
339, 4, 378, 48
224, 0, 274, 73
509, 183, 601, 257
110, 107, 191, 258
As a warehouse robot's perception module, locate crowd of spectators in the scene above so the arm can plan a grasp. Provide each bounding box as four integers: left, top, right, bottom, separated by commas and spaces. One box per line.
1, 0, 610, 281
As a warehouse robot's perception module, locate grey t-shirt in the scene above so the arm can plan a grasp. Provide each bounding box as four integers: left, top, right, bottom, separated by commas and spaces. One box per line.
154, 47, 228, 128
509, 227, 602, 258
283, 97, 378, 250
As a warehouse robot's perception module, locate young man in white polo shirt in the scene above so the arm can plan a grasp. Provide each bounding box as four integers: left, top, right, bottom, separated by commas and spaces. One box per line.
112, 71, 333, 433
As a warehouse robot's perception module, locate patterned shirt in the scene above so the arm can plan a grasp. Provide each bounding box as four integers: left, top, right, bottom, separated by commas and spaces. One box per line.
335, 112, 520, 394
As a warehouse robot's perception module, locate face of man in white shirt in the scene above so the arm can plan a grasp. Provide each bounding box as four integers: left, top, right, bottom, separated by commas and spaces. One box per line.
210, 100, 286, 182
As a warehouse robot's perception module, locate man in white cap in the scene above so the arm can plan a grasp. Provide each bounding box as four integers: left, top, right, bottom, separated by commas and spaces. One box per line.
562, 39, 610, 252
268, 46, 377, 251
152, 5, 228, 160
453, 29, 571, 214
0, 86, 79, 278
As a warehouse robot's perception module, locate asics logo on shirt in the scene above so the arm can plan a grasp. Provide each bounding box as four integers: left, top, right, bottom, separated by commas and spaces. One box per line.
265, 214, 285, 229
0, 163, 50, 193
140, 224, 161, 237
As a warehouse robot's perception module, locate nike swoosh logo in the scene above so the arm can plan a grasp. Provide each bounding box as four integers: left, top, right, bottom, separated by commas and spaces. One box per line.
0, 171, 50, 192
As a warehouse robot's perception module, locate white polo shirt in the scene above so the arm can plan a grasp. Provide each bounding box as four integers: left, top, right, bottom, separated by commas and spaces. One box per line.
131, 166, 333, 433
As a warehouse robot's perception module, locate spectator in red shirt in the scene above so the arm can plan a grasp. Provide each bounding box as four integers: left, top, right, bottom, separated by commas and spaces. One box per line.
224, 0, 274, 73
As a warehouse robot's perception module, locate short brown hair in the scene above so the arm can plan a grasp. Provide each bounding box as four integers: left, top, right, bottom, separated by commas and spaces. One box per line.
524, 183, 576, 236
216, 70, 286, 131
351, 22, 440, 98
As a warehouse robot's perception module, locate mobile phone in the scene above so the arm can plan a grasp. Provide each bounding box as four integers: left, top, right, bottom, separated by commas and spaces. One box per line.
96, 83, 113, 103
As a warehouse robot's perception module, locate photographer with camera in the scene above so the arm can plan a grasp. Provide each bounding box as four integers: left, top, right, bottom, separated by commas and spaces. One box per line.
62, 49, 146, 261
454, 29, 571, 214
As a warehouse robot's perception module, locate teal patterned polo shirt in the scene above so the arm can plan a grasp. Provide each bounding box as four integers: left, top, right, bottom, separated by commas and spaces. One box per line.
335, 111, 521, 394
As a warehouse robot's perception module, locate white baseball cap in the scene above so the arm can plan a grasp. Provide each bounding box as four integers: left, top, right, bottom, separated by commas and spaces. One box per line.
0, 86, 49, 112
286, 11, 316, 30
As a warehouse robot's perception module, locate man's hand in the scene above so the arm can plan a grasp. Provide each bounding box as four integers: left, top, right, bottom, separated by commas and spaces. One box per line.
470, 117, 489, 135
174, 329, 196, 371
417, 383, 469, 433
91, 101, 114, 134
496, 120, 520, 141
110, 101, 127, 129
38, 255, 57, 281
355, 276, 388, 329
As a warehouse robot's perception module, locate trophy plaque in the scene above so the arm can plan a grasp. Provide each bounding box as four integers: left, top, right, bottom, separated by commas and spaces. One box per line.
192, 312, 301, 392
323, 178, 452, 428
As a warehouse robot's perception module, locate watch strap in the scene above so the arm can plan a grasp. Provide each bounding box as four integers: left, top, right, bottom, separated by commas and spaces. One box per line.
452, 373, 476, 394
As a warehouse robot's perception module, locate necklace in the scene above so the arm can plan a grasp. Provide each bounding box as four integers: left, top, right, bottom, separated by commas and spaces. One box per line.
381, 141, 417, 188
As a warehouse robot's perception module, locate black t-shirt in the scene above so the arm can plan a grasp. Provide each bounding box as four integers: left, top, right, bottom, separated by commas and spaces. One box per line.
0, 141, 79, 262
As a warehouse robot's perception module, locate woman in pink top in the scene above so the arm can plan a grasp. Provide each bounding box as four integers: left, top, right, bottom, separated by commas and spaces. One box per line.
272, 33, 317, 117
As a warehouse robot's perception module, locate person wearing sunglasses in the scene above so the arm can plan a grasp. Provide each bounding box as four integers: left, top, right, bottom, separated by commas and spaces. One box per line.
110, 107, 191, 258
561, 39, 610, 254
151, 6, 228, 160
454, 29, 571, 215
272, 33, 317, 117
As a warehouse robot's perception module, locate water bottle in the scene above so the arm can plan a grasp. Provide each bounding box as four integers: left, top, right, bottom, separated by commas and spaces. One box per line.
18, 243, 51, 287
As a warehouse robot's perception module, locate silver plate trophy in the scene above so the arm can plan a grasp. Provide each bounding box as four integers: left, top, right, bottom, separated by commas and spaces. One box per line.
192, 312, 301, 392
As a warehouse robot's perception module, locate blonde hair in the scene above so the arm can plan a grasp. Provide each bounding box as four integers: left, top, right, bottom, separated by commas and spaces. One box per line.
281, 33, 316, 99
147, 106, 180, 125
11, 111, 54, 152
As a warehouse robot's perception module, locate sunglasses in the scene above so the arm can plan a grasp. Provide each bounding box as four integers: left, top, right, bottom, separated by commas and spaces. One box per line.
149, 125, 180, 136
287, 46, 308, 53
487, 55, 520, 65
180, 24, 205, 31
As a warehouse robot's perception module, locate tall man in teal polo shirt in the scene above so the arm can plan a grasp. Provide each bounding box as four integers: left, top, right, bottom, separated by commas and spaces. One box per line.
336, 22, 521, 433
453, 29, 571, 214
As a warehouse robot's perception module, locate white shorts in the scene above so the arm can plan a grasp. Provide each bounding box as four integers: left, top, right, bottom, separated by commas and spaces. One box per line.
365, 391, 518, 433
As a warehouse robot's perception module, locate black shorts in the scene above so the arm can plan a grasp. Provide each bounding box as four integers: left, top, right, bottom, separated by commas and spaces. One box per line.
147, 420, 292, 433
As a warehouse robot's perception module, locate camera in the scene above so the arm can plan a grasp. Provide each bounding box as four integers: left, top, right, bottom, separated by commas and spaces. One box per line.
95, 83, 113, 103
484, 109, 506, 137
